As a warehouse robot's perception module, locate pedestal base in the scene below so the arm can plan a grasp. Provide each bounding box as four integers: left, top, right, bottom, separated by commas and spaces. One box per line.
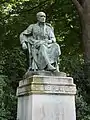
17, 75, 76, 120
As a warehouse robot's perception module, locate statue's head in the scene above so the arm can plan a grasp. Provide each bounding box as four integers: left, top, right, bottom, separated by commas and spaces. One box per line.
36, 12, 46, 23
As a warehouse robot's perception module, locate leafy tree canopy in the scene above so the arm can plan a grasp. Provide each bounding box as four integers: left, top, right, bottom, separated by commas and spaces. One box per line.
0, 0, 90, 120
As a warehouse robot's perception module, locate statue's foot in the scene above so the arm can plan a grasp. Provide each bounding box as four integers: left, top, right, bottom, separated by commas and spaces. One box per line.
47, 64, 56, 71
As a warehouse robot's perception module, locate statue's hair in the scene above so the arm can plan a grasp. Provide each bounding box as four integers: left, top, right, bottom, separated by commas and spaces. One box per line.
36, 12, 46, 18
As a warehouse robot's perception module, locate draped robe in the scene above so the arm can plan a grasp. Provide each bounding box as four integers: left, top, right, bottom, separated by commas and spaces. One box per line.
20, 23, 61, 71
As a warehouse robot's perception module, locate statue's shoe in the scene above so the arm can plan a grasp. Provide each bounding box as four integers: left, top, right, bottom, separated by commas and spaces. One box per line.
47, 64, 56, 71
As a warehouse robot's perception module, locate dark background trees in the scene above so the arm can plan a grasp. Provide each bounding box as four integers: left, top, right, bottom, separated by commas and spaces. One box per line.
0, 0, 90, 120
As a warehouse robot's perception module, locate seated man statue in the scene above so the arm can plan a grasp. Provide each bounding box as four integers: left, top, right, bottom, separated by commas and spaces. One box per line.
20, 12, 61, 72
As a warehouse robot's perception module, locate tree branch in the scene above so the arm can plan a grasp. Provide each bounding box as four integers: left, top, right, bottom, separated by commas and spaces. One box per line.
20, 0, 48, 13
72, 0, 83, 17
2, 0, 49, 20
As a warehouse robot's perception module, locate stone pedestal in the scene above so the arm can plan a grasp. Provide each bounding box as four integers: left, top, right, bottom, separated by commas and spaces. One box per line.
17, 74, 76, 120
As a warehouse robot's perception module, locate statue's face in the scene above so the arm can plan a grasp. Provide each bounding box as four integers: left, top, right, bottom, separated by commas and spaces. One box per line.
37, 12, 46, 23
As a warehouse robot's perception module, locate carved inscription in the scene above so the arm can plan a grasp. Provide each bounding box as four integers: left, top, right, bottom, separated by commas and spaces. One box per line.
43, 85, 76, 93
18, 84, 76, 95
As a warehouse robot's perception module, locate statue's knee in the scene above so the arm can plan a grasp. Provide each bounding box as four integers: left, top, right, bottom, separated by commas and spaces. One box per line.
54, 43, 59, 47
40, 44, 46, 50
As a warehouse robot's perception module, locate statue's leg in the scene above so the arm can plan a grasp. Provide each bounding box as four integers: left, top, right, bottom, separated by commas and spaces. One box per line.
31, 47, 38, 71
27, 43, 32, 70
39, 45, 56, 71
55, 62, 59, 72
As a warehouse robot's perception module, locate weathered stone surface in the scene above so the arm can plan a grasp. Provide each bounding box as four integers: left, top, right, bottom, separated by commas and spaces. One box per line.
20, 12, 61, 72
17, 75, 76, 120
23, 71, 66, 79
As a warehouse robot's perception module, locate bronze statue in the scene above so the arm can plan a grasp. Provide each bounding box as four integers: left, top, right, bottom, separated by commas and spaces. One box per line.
20, 12, 61, 72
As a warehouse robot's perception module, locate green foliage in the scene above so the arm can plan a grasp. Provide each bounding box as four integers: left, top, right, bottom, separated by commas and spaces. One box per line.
76, 93, 90, 120
0, 75, 17, 120
0, 0, 90, 120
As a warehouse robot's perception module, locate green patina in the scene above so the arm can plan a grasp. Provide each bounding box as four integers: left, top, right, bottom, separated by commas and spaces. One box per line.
25, 76, 45, 94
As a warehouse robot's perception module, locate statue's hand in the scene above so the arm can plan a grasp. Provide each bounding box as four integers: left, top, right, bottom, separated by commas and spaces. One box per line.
44, 39, 52, 44
48, 40, 52, 44
35, 41, 45, 48
22, 42, 27, 50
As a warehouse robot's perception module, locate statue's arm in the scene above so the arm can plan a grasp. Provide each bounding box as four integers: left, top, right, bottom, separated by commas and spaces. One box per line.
20, 25, 33, 50
48, 27, 56, 43
20, 24, 33, 44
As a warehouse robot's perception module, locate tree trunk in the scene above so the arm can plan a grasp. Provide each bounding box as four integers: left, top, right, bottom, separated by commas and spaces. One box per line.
81, 1, 90, 79
72, 0, 90, 78
72, 0, 90, 103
